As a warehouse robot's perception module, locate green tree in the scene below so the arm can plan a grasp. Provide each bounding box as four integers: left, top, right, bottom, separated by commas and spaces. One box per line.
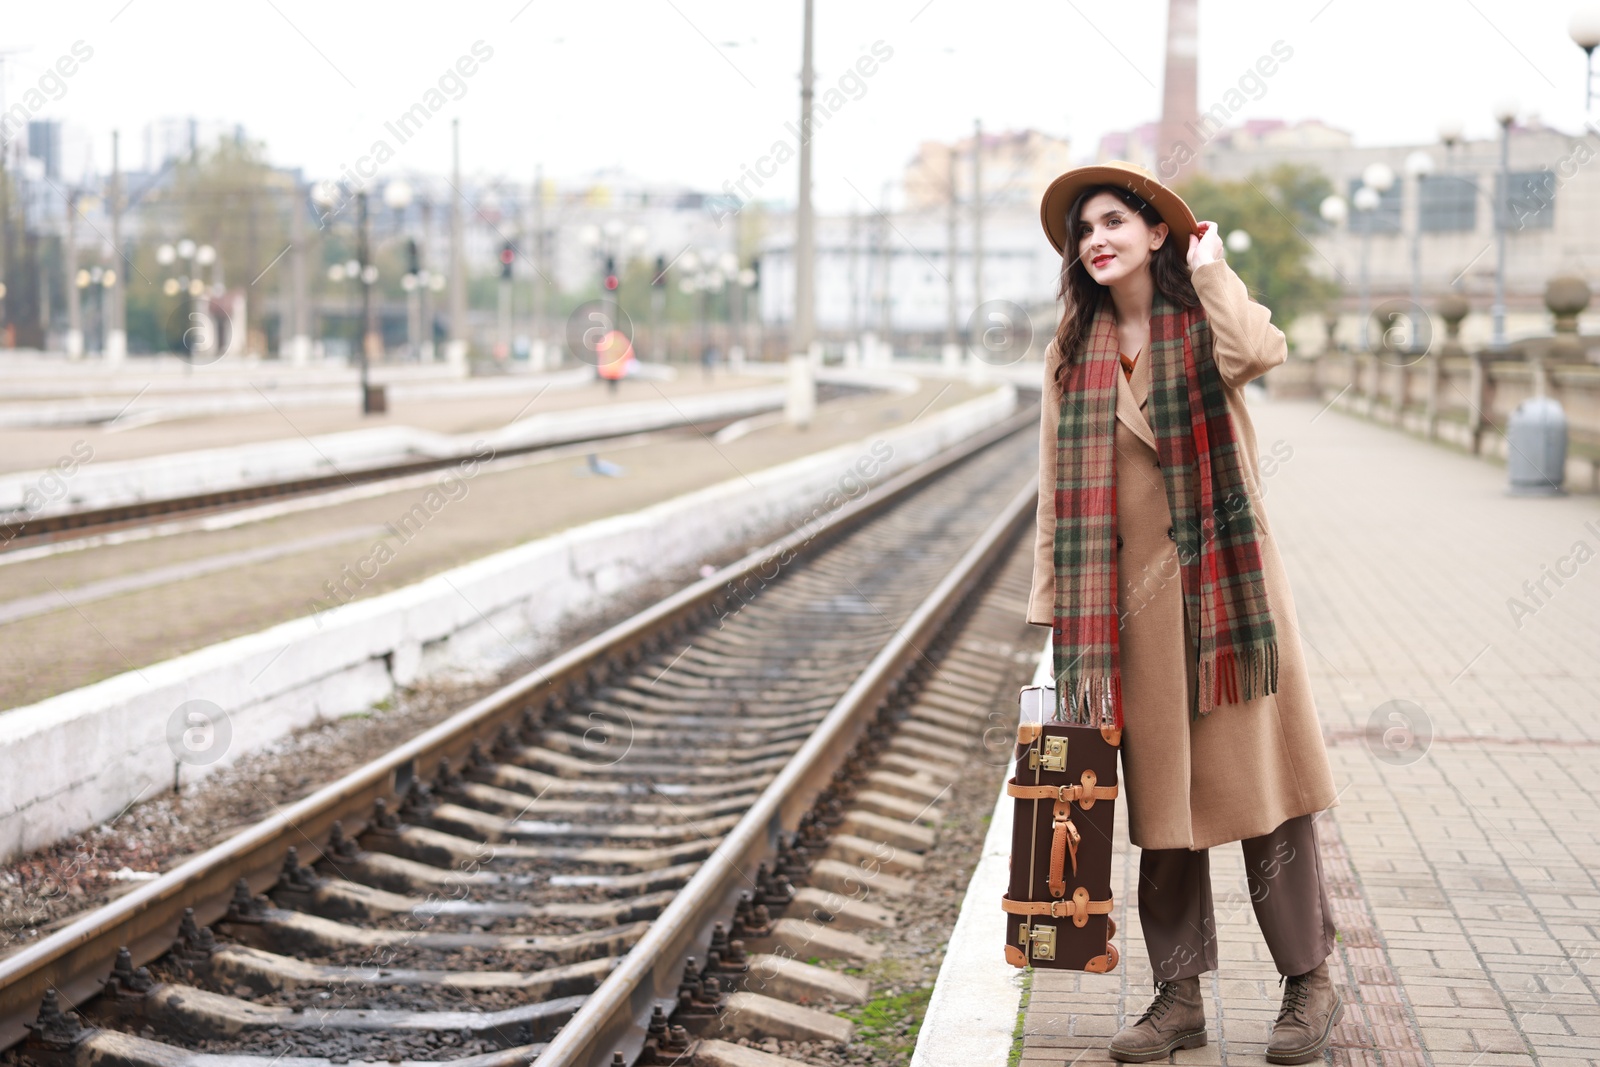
166, 136, 295, 291
124, 136, 298, 353
1175, 163, 1338, 332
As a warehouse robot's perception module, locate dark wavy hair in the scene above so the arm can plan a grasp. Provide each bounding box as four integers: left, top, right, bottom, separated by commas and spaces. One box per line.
1051, 184, 1200, 400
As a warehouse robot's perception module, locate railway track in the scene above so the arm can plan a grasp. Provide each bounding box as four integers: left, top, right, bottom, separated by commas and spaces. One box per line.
0, 410, 1044, 1067
0, 383, 865, 554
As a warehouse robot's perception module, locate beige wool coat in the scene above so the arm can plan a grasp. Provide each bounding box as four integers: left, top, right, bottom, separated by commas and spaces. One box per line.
1026, 258, 1337, 852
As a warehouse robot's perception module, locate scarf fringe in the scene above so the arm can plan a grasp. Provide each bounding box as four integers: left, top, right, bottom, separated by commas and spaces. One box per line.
1195, 638, 1279, 717
1054, 669, 1123, 729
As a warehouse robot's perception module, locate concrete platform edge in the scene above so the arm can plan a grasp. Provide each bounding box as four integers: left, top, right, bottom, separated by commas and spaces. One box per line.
908, 634, 1049, 1067
0, 381, 789, 516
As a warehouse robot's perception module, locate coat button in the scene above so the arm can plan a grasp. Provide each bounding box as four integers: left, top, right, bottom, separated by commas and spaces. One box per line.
1166, 526, 1176, 541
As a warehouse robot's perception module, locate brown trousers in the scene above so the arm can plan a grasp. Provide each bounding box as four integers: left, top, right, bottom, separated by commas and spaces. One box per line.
1138, 813, 1336, 981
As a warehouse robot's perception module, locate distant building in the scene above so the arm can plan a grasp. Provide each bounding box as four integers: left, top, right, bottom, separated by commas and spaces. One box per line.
752, 127, 1079, 343
1095, 122, 1159, 170
759, 113, 1600, 352
1200, 117, 1597, 346
758, 201, 1060, 341
142, 117, 242, 170
1095, 117, 1351, 170
902, 129, 1073, 211
27, 120, 61, 180
1209, 117, 1352, 153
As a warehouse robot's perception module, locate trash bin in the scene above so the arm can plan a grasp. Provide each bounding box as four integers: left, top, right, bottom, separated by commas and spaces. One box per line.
1506, 396, 1567, 496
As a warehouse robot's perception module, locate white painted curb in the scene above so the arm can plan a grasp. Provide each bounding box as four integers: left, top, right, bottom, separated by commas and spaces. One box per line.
1, 383, 790, 520
0, 386, 1017, 862
909, 635, 1050, 1067
0, 361, 685, 428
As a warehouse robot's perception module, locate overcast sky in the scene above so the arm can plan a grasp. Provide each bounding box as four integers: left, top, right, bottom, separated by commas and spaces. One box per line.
3, 0, 1595, 211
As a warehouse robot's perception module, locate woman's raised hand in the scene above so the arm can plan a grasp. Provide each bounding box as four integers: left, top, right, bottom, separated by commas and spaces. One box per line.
1186, 221, 1225, 273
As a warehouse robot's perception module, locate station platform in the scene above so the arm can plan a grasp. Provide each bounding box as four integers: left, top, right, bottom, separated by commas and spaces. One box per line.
0, 377, 988, 711
0, 358, 781, 474
915, 393, 1600, 1066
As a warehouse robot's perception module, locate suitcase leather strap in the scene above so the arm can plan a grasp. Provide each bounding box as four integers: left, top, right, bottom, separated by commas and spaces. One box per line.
1001, 887, 1114, 928
1006, 770, 1118, 809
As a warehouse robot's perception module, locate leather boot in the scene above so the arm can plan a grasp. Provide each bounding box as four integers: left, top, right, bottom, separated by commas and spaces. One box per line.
1107, 976, 1206, 1063
1266, 959, 1344, 1064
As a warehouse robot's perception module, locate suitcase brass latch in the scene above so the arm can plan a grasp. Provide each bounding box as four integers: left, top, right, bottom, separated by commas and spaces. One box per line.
1028, 736, 1069, 772
1027, 923, 1057, 961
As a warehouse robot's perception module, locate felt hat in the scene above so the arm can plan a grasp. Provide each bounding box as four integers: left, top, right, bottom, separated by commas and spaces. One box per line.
1039, 160, 1199, 255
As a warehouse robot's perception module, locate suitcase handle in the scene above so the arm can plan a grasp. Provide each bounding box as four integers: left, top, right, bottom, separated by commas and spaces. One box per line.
1050, 806, 1081, 894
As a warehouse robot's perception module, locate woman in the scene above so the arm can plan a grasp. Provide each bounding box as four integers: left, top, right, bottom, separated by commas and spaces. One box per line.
1026, 162, 1343, 1065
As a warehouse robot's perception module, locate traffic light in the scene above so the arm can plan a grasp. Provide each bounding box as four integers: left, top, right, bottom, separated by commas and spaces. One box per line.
499, 241, 514, 280
406, 239, 420, 277
603, 255, 618, 292
652, 254, 666, 288
749, 257, 761, 289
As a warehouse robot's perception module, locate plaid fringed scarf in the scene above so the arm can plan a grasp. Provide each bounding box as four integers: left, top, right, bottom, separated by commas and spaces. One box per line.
1052, 291, 1279, 726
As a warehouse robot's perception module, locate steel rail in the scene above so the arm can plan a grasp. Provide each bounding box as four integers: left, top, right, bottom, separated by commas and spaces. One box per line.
533, 473, 1041, 1067
0, 407, 1036, 1051
0, 403, 807, 551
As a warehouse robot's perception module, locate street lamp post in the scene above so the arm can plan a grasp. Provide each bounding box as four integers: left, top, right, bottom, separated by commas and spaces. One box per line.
1319, 194, 1348, 258
75, 266, 118, 355
327, 262, 346, 321
287, 182, 310, 365
309, 181, 340, 361
447, 119, 466, 371
384, 180, 415, 360
1353, 185, 1379, 350
345, 257, 360, 352
679, 251, 704, 373
402, 270, 420, 362
1404, 149, 1435, 353
1570, 11, 1600, 111
719, 251, 741, 369
1353, 162, 1395, 352
74, 267, 98, 353
792, 0, 816, 359
427, 270, 445, 357
157, 239, 216, 363
738, 265, 759, 364
357, 190, 381, 413
1320, 194, 1351, 384
676, 251, 733, 375
100, 270, 117, 354
106, 130, 126, 365
1438, 119, 1463, 156
418, 195, 436, 361
65, 190, 82, 360
1491, 99, 1517, 352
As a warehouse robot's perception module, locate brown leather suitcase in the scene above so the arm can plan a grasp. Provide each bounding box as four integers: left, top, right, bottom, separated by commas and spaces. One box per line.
1002, 683, 1121, 971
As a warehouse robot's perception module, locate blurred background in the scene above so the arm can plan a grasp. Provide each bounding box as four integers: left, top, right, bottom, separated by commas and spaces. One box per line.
0, 0, 1597, 367
3, 15, 1600, 1058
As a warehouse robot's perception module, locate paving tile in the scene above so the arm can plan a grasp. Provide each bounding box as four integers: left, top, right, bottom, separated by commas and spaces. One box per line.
1009, 397, 1600, 1064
